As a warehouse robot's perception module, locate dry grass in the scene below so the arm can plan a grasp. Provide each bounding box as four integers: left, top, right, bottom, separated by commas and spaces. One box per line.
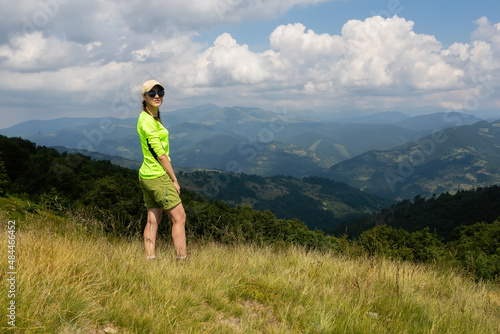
0, 197, 499, 333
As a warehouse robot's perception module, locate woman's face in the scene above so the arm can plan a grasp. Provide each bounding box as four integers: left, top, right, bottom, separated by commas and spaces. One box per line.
143, 86, 164, 109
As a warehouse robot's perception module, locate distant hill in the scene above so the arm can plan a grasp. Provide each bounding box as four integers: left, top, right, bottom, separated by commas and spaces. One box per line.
283, 122, 425, 159
325, 120, 500, 200
337, 111, 410, 124
0, 117, 118, 138
394, 112, 483, 131
51, 146, 142, 170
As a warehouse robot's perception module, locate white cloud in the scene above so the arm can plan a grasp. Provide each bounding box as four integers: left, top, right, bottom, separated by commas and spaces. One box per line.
180, 33, 278, 87
270, 23, 344, 66
443, 17, 500, 89
131, 36, 201, 63
471, 16, 500, 46
0, 32, 102, 72
335, 16, 465, 90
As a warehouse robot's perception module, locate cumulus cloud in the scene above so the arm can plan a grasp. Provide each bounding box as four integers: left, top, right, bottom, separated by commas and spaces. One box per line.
336, 16, 462, 89
442, 17, 500, 89
271, 23, 343, 58
181, 33, 279, 87
471, 16, 500, 46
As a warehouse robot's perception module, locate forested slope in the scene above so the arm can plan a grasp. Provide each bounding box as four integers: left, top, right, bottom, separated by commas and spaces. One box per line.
334, 188, 500, 241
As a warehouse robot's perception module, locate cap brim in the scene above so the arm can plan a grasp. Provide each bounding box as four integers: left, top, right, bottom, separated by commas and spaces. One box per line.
142, 80, 164, 94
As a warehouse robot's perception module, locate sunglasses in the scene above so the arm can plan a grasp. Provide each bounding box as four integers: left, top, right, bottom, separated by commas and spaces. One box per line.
146, 90, 165, 98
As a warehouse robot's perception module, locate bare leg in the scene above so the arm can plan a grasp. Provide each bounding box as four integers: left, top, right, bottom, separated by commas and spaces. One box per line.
167, 203, 187, 258
144, 208, 162, 258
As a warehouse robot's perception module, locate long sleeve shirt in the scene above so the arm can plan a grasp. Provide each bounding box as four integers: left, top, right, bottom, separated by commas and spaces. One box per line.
137, 111, 170, 179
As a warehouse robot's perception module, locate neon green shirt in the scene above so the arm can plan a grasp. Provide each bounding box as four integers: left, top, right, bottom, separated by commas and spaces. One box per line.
137, 111, 170, 179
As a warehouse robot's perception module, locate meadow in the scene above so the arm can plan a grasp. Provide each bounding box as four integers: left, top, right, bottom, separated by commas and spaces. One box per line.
0, 198, 499, 333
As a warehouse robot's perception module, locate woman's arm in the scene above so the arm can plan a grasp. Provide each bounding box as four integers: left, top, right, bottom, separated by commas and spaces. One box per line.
157, 154, 180, 194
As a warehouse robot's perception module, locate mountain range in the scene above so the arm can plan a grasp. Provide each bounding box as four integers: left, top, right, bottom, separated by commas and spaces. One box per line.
1, 105, 497, 201
325, 120, 500, 200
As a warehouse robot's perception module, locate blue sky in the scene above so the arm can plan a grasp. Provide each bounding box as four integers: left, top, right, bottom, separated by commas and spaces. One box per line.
1, 0, 500, 128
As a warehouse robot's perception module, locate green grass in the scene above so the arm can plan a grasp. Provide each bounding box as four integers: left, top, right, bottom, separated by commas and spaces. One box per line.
0, 197, 499, 333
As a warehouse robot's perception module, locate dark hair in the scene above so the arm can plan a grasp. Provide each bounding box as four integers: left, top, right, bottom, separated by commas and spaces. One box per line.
142, 99, 161, 123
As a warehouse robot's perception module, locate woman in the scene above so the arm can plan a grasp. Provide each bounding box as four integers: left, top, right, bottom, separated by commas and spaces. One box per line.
137, 79, 187, 260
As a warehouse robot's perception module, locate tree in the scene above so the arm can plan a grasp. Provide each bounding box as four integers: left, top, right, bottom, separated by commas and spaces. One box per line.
449, 220, 500, 281
0, 159, 9, 196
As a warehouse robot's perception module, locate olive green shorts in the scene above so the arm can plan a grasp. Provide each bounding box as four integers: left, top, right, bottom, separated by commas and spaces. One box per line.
139, 174, 181, 211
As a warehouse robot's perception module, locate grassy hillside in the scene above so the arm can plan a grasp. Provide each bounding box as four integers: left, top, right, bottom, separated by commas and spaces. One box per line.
1, 197, 499, 333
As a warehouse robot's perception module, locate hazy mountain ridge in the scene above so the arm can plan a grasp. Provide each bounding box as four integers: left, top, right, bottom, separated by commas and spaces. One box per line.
1, 105, 497, 201
326, 120, 500, 200
1, 106, 482, 173
337, 111, 410, 124
394, 111, 484, 131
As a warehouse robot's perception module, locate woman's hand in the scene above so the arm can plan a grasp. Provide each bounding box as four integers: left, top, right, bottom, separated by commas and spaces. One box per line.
157, 154, 180, 194
173, 181, 181, 194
